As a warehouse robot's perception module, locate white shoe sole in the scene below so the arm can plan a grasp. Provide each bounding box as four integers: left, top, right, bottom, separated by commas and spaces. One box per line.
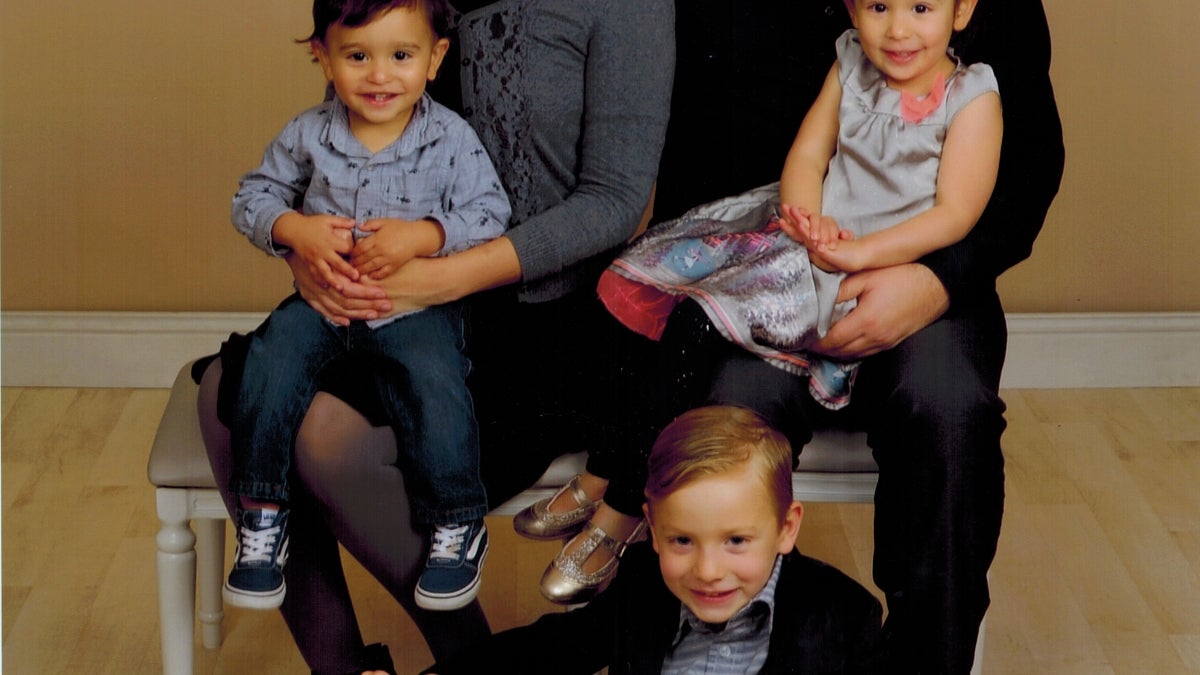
222, 580, 286, 610
414, 545, 488, 611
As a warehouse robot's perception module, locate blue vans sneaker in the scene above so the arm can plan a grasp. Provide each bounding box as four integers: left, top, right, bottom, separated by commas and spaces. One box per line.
415, 520, 488, 610
223, 507, 289, 609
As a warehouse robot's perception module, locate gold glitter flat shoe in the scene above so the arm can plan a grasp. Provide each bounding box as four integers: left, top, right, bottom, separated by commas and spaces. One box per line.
539, 519, 646, 605
513, 474, 599, 541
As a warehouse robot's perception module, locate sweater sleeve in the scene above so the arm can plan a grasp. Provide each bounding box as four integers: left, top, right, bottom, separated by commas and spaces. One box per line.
505, 0, 675, 283
918, 0, 1064, 306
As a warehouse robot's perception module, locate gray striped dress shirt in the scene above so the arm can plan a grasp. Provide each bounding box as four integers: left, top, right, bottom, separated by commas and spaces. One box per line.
661, 556, 783, 674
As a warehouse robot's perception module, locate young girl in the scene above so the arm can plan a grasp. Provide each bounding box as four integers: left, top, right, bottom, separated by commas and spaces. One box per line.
599, 0, 1002, 409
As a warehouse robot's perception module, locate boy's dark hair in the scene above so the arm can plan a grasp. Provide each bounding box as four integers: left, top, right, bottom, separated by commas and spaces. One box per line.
303, 0, 453, 43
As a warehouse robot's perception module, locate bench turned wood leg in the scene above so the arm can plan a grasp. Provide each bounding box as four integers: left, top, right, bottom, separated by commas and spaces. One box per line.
155, 488, 197, 675
194, 518, 225, 650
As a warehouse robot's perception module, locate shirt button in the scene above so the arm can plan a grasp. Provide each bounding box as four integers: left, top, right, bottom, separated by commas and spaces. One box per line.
462, 57, 471, 67
719, 645, 732, 657
464, 106, 474, 116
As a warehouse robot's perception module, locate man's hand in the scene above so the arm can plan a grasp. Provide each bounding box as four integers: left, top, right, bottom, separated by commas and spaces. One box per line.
812, 263, 950, 359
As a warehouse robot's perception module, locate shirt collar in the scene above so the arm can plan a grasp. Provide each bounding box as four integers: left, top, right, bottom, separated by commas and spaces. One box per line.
323, 92, 444, 159
672, 554, 783, 645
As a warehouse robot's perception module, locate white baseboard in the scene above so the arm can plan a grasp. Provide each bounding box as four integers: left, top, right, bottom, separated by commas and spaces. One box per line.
2, 311, 1198, 389
1, 312, 264, 389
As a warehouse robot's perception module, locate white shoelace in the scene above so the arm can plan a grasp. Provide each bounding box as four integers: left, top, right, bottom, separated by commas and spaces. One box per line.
236, 524, 281, 564
429, 523, 469, 560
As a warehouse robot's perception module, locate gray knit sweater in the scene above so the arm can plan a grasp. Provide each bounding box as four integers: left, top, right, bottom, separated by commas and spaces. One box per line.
455, 0, 674, 301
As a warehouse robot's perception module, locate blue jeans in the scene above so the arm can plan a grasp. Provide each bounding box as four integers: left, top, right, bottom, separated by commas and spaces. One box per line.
231, 295, 487, 525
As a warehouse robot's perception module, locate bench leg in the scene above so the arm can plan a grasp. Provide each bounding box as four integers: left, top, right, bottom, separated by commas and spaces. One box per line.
195, 517, 226, 650
156, 488, 197, 675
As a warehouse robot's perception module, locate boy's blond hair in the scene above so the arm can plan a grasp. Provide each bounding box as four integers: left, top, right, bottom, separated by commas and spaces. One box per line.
644, 405, 793, 523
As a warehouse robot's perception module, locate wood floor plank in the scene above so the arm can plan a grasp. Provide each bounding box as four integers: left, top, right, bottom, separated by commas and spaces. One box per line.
1036, 501, 1189, 673
1172, 634, 1200, 671
1130, 388, 1200, 442
2, 584, 32, 643
0, 387, 80, 464
2, 585, 95, 674
66, 536, 160, 674
834, 503, 878, 597
794, 503, 863, 588
1124, 443, 1200, 540
2, 460, 34, 511
1173, 530, 1200, 592
991, 501, 1110, 671
1041, 420, 1200, 636
1000, 391, 1086, 505
1, 386, 24, 421
89, 388, 170, 488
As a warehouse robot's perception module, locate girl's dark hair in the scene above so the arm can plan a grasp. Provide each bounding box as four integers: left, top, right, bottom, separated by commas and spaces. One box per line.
302, 0, 452, 43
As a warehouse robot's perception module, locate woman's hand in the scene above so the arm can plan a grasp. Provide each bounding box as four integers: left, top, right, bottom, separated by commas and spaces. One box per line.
371, 257, 453, 315
812, 263, 949, 359
285, 252, 391, 326
371, 236, 524, 315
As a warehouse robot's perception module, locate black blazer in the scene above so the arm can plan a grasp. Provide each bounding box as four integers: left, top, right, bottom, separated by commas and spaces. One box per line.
428, 543, 882, 674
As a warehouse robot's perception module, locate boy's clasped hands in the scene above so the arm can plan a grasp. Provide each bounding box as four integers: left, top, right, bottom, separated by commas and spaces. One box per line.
274, 211, 445, 325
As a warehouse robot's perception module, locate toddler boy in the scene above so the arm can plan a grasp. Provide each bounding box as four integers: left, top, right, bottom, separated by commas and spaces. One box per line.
225, 0, 509, 612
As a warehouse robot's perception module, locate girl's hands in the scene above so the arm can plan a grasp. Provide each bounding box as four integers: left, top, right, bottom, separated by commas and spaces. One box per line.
777, 203, 858, 272
271, 212, 360, 290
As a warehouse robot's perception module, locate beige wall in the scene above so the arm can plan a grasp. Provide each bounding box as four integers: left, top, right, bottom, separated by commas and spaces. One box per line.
2, 2, 1198, 314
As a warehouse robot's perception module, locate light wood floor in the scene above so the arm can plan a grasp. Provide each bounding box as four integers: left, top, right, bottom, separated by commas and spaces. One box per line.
2, 386, 1199, 673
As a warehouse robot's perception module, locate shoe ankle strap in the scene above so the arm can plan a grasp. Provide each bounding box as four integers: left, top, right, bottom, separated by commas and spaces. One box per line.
586, 519, 647, 558
564, 474, 595, 509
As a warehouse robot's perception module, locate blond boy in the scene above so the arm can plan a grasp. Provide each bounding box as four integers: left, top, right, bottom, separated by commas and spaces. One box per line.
427, 405, 881, 674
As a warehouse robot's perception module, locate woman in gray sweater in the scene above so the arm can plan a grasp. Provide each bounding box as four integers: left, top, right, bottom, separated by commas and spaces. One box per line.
200, 1, 674, 673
